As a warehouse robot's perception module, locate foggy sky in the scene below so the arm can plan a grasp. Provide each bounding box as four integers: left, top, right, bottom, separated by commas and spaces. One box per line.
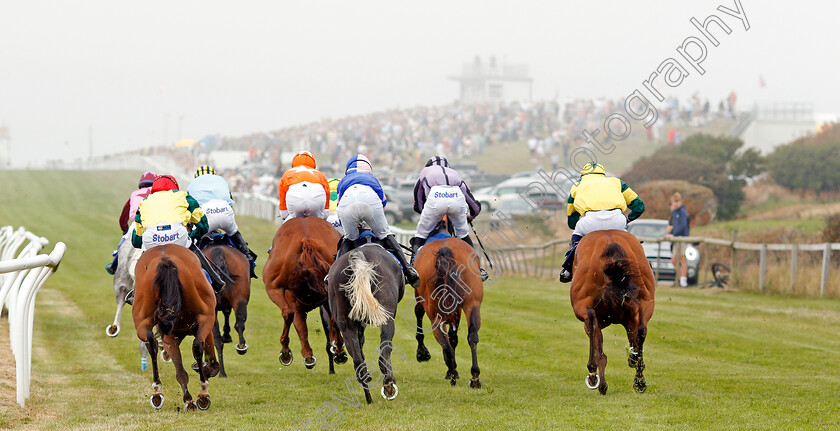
1, 0, 838, 166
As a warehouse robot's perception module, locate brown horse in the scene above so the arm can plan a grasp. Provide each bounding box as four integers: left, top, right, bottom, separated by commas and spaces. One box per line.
202, 237, 251, 377
569, 229, 655, 395
132, 244, 220, 410
413, 237, 484, 388
263, 216, 347, 372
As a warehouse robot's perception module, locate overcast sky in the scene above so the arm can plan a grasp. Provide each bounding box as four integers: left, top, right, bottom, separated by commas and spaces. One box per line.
1, 0, 838, 166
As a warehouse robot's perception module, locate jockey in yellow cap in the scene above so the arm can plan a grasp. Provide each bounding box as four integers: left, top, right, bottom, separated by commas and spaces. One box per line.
558, 162, 645, 283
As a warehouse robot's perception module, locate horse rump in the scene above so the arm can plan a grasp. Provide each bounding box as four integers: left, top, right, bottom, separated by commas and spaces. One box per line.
294, 239, 332, 296
599, 242, 640, 309
340, 250, 392, 327
154, 258, 183, 336
209, 247, 240, 284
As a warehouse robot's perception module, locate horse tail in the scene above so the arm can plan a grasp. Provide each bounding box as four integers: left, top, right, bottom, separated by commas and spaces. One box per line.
298, 239, 331, 296
434, 247, 464, 304
154, 258, 182, 336
600, 242, 639, 307
210, 247, 239, 284
341, 250, 392, 327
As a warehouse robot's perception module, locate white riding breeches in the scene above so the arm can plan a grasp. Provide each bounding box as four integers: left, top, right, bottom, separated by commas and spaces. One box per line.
141, 223, 191, 251
337, 184, 390, 240
573, 208, 628, 237
416, 185, 469, 239
201, 199, 239, 234
285, 181, 329, 220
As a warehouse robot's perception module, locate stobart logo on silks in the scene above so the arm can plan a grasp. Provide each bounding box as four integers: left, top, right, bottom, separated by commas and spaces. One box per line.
152, 231, 181, 242
433, 191, 459, 199
205, 207, 229, 215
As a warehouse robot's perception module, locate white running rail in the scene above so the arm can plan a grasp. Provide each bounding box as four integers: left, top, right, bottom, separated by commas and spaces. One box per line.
0, 225, 66, 407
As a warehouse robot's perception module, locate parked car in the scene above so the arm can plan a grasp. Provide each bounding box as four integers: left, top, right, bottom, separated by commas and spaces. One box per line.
473, 177, 571, 212
382, 185, 418, 223
627, 219, 699, 285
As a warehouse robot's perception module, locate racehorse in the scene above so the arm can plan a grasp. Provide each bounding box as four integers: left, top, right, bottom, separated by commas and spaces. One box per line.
132, 244, 221, 410
569, 229, 655, 395
201, 235, 251, 377
263, 216, 347, 373
327, 238, 404, 404
106, 237, 141, 337
413, 235, 484, 388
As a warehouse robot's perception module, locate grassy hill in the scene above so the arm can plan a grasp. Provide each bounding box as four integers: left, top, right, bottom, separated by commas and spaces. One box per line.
1, 170, 839, 429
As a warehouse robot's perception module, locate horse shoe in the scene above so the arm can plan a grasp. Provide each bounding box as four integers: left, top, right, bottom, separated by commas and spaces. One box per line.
585, 374, 600, 390
235, 344, 249, 355
149, 393, 164, 409
381, 383, 399, 400
105, 324, 120, 337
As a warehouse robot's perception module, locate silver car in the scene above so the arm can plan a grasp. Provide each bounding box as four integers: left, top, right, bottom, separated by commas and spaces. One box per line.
627, 219, 699, 285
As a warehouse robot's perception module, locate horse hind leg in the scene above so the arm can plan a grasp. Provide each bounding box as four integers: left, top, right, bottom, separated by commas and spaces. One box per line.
432, 326, 458, 385
106, 298, 125, 337
584, 308, 608, 395
320, 305, 336, 375
222, 309, 233, 343
627, 320, 648, 393
414, 301, 431, 362
278, 310, 294, 366
234, 300, 249, 355
212, 319, 226, 378
292, 311, 317, 369
466, 305, 482, 389
193, 337, 212, 410
378, 320, 399, 400
164, 336, 195, 410
145, 329, 164, 409
343, 325, 373, 404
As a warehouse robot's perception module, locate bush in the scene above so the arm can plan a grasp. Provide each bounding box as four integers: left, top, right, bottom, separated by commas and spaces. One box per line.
823, 213, 840, 243
768, 139, 840, 193
635, 180, 718, 226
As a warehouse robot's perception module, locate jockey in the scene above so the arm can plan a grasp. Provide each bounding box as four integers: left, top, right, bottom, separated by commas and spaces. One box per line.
105, 171, 156, 275
278, 151, 330, 220
188, 165, 258, 278
326, 177, 344, 235
130, 174, 226, 294
334, 154, 420, 287
410, 156, 487, 279
558, 162, 645, 283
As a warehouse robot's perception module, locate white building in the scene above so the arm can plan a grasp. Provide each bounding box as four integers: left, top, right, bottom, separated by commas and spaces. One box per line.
740, 102, 815, 154
449, 56, 532, 103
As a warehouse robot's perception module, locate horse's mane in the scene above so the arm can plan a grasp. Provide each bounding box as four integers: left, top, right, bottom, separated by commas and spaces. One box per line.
154, 258, 182, 336
597, 242, 641, 311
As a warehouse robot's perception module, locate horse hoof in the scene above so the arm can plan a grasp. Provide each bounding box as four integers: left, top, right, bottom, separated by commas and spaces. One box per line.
279, 351, 293, 366
450, 378, 457, 386
149, 393, 164, 409
223, 334, 233, 343
585, 374, 600, 390
235, 344, 248, 355
329, 344, 337, 355
161, 350, 172, 363
599, 383, 608, 396
191, 362, 199, 372
381, 383, 399, 400
304, 356, 317, 369
335, 352, 348, 365
105, 324, 120, 337
197, 396, 211, 410
416, 347, 431, 362
184, 401, 197, 411
469, 378, 482, 389
634, 378, 647, 393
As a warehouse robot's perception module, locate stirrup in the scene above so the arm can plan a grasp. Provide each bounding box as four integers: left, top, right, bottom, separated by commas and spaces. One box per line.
124, 290, 134, 305
105, 263, 116, 275
479, 268, 489, 282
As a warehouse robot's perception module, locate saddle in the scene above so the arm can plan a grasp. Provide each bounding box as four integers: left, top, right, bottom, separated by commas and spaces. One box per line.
353, 229, 401, 269
198, 233, 235, 249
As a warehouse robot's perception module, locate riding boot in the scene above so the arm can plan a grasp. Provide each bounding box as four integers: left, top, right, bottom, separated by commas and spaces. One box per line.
383, 234, 420, 288
105, 253, 118, 275
559, 234, 582, 283
230, 231, 258, 278
409, 237, 425, 263
190, 243, 227, 293
459, 235, 488, 281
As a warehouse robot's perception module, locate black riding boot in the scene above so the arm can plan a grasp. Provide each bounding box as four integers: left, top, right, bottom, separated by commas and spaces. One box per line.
559, 234, 582, 283
459, 235, 488, 281
105, 253, 118, 275
230, 231, 258, 278
190, 243, 227, 293
383, 234, 420, 287
409, 237, 425, 263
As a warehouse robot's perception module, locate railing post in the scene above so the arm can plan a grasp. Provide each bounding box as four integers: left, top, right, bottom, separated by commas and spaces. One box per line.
730, 230, 739, 286
759, 243, 767, 293
821, 243, 831, 297
789, 244, 798, 294
654, 240, 661, 282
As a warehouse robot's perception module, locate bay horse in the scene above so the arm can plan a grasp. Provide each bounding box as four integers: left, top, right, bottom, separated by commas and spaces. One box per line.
132, 244, 220, 410
413, 236, 484, 388
201, 235, 251, 377
263, 216, 347, 373
569, 229, 655, 395
106, 236, 141, 337
327, 240, 404, 404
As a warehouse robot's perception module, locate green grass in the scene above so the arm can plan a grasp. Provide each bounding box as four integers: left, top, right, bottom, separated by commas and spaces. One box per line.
1, 170, 839, 430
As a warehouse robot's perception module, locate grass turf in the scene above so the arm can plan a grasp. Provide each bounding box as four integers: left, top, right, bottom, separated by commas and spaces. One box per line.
0, 170, 838, 430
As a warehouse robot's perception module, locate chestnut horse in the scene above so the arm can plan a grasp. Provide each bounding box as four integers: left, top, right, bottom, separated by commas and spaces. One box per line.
327, 242, 404, 404
569, 229, 655, 395
132, 244, 220, 410
201, 236, 251, 377
413, 237, 484, 388
263, 216, 347, 373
